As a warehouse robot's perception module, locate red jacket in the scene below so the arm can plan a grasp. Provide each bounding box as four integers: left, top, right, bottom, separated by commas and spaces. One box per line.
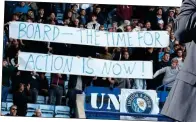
117, 5, 133, 20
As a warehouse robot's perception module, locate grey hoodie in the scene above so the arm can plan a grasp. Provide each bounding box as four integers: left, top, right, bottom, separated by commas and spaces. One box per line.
153, 66, 180, 88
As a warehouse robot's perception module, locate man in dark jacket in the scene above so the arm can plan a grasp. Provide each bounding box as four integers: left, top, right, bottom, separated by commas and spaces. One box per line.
1, 59, 17, 102
94, 6, 105, 25
13, 83, 29, 116
38, 73, 49, 97
67, 75, 87, 118
144, 48, 159, 90
159, 52, 171, 69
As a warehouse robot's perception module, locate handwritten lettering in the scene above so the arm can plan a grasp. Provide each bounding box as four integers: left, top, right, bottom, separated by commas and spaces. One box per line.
12, 22, 169, 48
117, 33, 126, 46
123, 62, 136, 75
63, 57, 73, 72
18, 22, 26, 39
155, 32, 162, 46
102, 62, 112, 75
25, 54, 35, 70
86, 58, 94, 74
112, 63, 121, 75
144, 32, 153, 46
19, 52, 152, 78
54, 56, 63, 70
27, 24, 34, 38
35, 55, 43, 70
34, 24, 41, 39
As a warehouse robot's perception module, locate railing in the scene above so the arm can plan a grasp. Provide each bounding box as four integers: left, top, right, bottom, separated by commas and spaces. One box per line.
156, 81, 174, 91
85, 110, 174, 121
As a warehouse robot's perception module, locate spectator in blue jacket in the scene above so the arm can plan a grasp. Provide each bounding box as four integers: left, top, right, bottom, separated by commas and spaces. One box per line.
78, 9, 88, 25
13, 2, 30, 14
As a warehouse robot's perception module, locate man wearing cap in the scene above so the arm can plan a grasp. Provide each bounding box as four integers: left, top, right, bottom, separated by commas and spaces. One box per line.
161, 0, 196, 121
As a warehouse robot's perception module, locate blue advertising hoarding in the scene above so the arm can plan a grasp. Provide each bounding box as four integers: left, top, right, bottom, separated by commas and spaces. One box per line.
85, 86, 120, 120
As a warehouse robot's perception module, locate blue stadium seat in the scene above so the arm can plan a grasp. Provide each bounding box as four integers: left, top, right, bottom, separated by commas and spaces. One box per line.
39, 104, 55, 114
55, 106, 70, 115
6, 94, 13, 102
67, 74, 70, 81
45, 73, 51, 77
45, 73, 51, 87
64, 81, 69, 95
55, 114, 70, 118
64, 81, 68, 89
1, 102, 7, 111
56, 13, 64, 20
45, 96, 49, 104
6, 102, 13, 111
26, 111, 35, 117
27, 104, 39, 112
42, 113, 54, 118
1, 110, 9, 115
157, 91, 169, 103
37, 96, 45, 104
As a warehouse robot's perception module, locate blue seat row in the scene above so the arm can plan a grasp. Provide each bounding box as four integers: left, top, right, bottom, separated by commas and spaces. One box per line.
1, 102, 70, 118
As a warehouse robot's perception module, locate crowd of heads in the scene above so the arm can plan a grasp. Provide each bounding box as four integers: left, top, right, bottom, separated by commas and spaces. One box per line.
2, 1, 186, 117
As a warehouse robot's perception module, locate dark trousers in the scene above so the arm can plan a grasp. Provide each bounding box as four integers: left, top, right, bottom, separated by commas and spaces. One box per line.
29, 88, 38, 103
17, 108, 27, 116
67, 89, 83, 118
1, 86, 10, 102
49, 86, 63, 105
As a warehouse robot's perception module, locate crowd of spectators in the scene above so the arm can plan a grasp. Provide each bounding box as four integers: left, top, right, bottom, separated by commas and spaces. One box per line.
2, 1, 185, 118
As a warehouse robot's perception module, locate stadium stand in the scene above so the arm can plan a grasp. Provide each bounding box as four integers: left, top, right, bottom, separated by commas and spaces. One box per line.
1, 2, 183, 120
1, 102, 70, 118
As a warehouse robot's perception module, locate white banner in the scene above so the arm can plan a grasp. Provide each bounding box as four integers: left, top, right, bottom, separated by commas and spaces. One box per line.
120, 89, 160, 121
10, 22, 169, 48
18, 52, 153, 79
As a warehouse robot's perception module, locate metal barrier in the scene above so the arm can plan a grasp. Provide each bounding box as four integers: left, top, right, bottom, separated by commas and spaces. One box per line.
156, 81, 174, 103
85, 110, 174, 121
156, 81, 174, 91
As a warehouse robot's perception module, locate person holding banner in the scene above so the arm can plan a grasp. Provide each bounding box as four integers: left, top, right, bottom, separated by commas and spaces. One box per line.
161, 0, 196, 121
67, 75, 85, 118
92, 47, 113, 87
49, 73, 66, 105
